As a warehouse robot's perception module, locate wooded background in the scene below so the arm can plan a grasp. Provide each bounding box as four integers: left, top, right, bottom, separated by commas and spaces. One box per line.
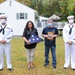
0, 0, 75, 21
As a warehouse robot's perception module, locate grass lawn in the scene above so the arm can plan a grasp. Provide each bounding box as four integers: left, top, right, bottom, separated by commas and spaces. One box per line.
0, 36, 75, 75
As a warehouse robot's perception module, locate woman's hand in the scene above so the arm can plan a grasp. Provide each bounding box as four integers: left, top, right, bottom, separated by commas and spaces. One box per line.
22, 37, 31, 45
26, 40, 30, 45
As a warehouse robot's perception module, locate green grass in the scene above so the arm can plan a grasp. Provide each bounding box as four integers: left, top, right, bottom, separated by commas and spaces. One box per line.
0, 36, 75, 75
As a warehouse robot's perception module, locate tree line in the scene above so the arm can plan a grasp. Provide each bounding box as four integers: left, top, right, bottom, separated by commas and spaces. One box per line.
0, 0, 75, 21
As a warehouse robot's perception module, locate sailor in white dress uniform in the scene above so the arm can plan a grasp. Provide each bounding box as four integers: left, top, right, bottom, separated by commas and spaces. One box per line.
63, 15, 75, 70
0, 14, 14, 71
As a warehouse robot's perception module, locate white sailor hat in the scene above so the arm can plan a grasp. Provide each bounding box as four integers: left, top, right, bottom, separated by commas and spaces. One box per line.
67, 15, 74, 19
0, 14, 8, 18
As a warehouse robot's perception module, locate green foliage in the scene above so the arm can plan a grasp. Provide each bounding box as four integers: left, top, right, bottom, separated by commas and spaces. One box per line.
61, 20, 67, 22
17, 0, 31, 6
1, 0, 75, 20
67, 0, 75, 16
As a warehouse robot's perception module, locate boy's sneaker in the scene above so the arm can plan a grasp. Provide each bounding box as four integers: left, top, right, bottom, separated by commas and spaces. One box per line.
53, 66, 56, 69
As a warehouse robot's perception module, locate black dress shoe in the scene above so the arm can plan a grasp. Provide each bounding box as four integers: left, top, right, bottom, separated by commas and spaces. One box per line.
44, 64, 49, 67
64, 67, 68, 69
8, 68, 14, 71
0, 69, 3, 71
64, 67, 67, 69
73, 69, 75, 71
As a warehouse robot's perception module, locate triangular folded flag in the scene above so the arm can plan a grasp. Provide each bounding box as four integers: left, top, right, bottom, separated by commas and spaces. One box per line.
28, 35, 43, 44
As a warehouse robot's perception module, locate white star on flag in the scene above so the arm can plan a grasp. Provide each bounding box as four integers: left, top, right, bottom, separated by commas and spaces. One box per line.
28, 34, 43, 44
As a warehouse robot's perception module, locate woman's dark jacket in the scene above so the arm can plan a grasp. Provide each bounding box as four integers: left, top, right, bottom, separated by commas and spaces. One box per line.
22, 28, 38, 49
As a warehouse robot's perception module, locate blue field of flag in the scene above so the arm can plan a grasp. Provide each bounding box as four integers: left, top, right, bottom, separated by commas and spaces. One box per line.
28, 35, 43, 44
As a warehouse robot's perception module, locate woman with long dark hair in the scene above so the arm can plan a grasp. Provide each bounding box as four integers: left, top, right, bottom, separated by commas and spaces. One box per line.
22, 21, 38, 69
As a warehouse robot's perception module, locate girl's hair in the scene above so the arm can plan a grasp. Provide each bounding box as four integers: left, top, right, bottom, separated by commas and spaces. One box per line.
25, 21, 34, 30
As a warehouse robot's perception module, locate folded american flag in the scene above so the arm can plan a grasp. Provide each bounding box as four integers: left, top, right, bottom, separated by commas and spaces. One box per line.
28, 35, 43, 44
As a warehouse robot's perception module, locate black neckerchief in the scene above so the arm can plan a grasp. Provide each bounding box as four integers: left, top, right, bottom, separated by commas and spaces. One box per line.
0, 25, 7, 35
68, 25, 74, 35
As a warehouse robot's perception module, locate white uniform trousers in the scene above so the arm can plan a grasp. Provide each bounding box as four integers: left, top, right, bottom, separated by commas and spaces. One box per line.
64, 43, 75, 69
26, 48, 35, 63
0, 43, 12, 69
